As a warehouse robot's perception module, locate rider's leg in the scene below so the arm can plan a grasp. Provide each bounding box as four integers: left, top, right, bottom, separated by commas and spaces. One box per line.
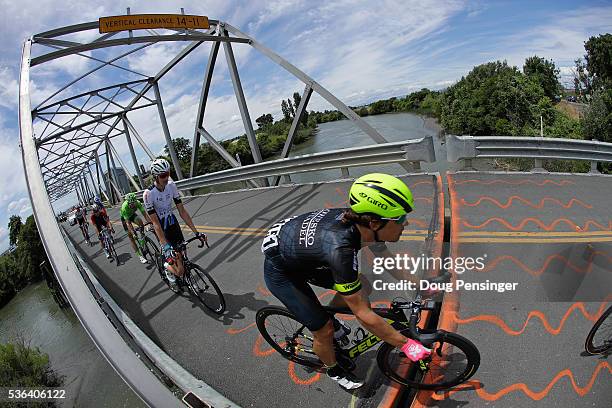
312, 320, 336, 366
122, 217, 138, 254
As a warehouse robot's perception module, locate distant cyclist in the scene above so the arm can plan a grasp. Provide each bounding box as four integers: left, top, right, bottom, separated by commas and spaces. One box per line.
121, 192, 152, 264
261, 173, 431, 390
94, 196, 114, 233
75, 205, 88, 241
143, 158, 206, 290
90, 204, 113, 259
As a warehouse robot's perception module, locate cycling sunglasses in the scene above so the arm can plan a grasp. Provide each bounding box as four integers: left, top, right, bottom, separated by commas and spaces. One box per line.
157, 172, 170, 179
381, 214, 407, 224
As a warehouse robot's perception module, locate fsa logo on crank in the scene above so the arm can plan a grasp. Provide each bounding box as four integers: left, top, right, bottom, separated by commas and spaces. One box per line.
348, 334, 381, 358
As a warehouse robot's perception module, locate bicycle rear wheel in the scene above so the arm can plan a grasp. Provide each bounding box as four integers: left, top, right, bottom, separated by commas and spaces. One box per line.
377, 331, 480, 390
585, 306, 612, 355
255, 306, 324, 369
186, 264, 225, 314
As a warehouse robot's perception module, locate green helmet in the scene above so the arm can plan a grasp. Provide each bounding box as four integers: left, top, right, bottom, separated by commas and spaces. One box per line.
125, 192, 137, 204
349, 173, 414, 218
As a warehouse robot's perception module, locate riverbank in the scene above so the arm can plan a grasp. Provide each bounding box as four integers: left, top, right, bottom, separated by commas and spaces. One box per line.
0, 282, 144, 408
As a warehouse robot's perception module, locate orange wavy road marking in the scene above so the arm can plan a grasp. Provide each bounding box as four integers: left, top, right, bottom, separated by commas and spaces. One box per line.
409, 180, 434, 188
452, 302, 609, 336
461, 196, 592, 209
454, 179, 575, 186
226, 322, 257, 335
253, 334, 278, 357
432, 362, 612, 401
479, 251, 612, 276
462, 217, 612, 232
288, 361, 321, 385
416, 197, 433, 203
257, 283, 272, 297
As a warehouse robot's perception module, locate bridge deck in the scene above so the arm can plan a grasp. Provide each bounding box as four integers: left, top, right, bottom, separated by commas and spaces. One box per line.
66, 175, 440, 408
413, 172, 611, 407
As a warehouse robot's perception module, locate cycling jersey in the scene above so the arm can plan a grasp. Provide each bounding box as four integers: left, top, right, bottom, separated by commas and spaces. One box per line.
120, 200, 145, 222
143, 180, 182, 230
262, 208, 363, 331
75, 208, 85, 220
262, 208, 362, 295
90, 209, 108, 230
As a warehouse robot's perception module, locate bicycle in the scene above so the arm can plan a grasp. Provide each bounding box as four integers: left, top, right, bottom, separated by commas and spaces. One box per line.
132, 222, 158, 264
256, 298, 480, 390
99, 226, 119, 263
154, 236, 226, 314
585, 305, 612, 355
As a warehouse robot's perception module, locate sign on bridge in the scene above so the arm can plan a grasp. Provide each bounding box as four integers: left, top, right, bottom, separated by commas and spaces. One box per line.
99, 14, 209, 33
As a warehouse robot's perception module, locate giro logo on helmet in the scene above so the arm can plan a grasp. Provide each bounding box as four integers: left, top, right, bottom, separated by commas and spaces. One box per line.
358, 192, 389, 210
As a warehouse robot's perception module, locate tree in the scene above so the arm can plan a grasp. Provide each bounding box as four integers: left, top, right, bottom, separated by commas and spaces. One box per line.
287, 99, 295, 117
293, 92, 308, 125
165, 137, 192, 163
255, 113, 274, 129
584, 33, 612, 89
573, 57, 593, 102
440, 61, 544, 136
281, 100, 291, 122
582, 89, 612, 143
523, 56, 561, 100
8, 215, 22, 247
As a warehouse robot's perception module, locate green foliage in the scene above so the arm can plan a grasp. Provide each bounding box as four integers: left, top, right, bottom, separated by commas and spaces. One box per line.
523, 56, 561, 100
164, 137, 191, 162
573, 57, 593, 102
8, 215, 22, 247
440, 61, 546, 135
584, 33, 612, 89
0, 339, 63, 402
1, 215, 50, 308
582, 88, 612, 143
255, 113, 274, 129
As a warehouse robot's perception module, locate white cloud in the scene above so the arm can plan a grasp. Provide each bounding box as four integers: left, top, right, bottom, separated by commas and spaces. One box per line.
0, 67, 19, 110
0, 226, 8, 252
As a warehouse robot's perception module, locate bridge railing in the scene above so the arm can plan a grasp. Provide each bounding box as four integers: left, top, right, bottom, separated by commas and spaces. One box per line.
175, 137, 435, 191
446, 135, 612, 172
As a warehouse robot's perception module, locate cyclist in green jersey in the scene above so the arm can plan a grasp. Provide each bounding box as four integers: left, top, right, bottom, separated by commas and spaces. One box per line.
121, 192, 152, 264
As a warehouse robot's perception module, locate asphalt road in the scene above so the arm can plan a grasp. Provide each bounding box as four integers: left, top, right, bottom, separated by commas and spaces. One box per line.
411, 172, 611, 408
66, 175, 441, 408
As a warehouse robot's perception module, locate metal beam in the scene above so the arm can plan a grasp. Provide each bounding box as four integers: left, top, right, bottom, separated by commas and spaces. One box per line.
124, 116, 156, 160
190, 38, 220, 177
108, 139, 142, 192
122, 115, 144, 188
31, 33, 250, 67
224, 23, 389, 145
153, 82, 183, 179
222, 29, 263, 166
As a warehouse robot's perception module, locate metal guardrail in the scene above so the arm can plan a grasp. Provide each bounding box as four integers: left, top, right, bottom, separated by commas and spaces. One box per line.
175, 137, 435, 190
446, 135, 612, 172
20, 39, 181, 408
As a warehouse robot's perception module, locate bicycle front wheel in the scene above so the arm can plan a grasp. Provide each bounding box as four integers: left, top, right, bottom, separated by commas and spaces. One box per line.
255, 306, 324, 369
585, 306, 612, 355
142, 236, 159, 265
377, 331, 480, 390
187, 264, 225, 314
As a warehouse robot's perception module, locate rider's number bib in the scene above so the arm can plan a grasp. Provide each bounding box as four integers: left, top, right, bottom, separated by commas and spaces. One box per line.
261, 217, 296, 253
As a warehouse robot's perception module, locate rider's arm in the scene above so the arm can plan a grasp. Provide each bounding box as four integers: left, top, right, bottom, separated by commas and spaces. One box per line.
176, 202, 198, 234
138, 202, 152, 223
343, 290, 407, 348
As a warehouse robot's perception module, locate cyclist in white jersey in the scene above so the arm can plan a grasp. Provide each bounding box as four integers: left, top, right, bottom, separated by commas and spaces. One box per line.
143, 158, 206, 289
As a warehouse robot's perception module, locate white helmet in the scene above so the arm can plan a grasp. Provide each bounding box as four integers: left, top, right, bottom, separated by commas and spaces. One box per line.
150, 158, 170, 177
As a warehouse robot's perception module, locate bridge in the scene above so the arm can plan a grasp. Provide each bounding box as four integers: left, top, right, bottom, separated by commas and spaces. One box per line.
18, 12, 611, 408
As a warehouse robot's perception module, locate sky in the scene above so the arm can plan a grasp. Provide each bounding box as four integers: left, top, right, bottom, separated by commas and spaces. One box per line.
0, 0, 610, 250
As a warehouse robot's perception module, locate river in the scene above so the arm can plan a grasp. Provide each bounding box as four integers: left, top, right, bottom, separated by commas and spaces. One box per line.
1, 112, 460, 407
0, 282, 145, 408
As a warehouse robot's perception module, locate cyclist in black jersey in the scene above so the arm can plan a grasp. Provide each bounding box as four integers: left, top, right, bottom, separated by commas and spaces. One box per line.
261, 173, 430, 390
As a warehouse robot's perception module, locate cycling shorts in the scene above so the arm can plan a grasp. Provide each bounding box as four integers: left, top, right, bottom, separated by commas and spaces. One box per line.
163, 222, 184, 250
121, 213, 140, 231
263, 247, 335, 331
